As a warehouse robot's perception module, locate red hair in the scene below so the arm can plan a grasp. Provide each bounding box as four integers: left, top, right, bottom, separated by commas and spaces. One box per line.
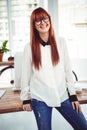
30, 7, 60, 70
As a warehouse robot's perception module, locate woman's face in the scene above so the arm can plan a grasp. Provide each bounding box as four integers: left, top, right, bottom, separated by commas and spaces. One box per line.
35, 15, 50, 35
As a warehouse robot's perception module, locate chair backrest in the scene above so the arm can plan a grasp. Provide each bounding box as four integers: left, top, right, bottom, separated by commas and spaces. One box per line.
71, 58, 87, 81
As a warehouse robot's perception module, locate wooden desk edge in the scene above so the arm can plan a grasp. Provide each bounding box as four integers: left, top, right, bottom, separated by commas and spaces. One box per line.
79, 100, 87, 104
0, 107, 23, 114
0, 61, 14, 66
0, 87, 87, 114
0, 87, 23, 114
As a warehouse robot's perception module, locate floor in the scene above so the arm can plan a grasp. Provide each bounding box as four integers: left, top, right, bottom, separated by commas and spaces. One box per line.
0, 105, 87, 130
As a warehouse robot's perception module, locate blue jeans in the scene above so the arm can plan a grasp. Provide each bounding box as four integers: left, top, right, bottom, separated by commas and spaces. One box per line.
31, 99, 87, 130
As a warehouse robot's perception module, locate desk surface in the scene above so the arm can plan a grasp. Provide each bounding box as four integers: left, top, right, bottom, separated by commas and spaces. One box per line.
0, 61, 14, 66
0, 87, 22, 114
77, 89, 87, 104
0, 87, 87, 114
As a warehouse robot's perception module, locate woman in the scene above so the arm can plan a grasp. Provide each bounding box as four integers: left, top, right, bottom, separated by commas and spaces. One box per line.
20, 7, 87, 130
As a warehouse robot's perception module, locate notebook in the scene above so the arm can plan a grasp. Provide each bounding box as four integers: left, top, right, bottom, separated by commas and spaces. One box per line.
0, 90, 6, 99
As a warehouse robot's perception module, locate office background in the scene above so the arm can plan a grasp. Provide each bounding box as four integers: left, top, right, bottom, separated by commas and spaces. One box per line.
0, 0, 87, 130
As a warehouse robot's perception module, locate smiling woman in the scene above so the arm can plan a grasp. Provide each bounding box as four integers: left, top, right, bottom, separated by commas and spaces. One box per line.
20, 7, 87, 130
0, 1, 87, 130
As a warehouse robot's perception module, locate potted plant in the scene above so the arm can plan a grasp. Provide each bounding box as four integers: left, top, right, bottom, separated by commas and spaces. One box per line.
0, 40, 10, 61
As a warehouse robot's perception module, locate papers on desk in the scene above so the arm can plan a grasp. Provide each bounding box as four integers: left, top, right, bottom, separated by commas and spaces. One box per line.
0, 90, 6, 99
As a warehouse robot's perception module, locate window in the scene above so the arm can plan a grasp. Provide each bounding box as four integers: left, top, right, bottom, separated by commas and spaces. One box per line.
0, 0, 40, 57
59, 0, 87, 59
0, 0, 40, 87
58, 0, 87, 81
0, 0, 8, 45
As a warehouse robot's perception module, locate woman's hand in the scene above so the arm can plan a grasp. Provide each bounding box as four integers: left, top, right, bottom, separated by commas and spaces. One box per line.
71, 101, 81, 113
23, 104, 32, 111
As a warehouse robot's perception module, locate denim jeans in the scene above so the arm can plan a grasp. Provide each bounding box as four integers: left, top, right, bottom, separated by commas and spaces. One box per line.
31, 99, 87, 130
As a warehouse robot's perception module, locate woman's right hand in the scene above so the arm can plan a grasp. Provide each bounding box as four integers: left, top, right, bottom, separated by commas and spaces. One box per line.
23, 104, 32, 111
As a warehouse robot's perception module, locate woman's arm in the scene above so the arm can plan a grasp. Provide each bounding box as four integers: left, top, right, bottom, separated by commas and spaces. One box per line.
62, 38, 81, 113
20, 43, 33, 108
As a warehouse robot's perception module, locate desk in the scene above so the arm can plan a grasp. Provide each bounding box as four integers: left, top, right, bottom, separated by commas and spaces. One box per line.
0, 61, 14, 66
0, 87, 87, 114
0, 87, 22, 114
77, 89, 87, 104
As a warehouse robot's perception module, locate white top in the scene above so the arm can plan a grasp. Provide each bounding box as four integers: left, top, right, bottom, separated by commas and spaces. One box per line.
20, 37, 76, 107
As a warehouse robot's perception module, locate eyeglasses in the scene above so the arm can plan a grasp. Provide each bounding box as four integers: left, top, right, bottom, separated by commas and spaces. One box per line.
35, 16, 49, 25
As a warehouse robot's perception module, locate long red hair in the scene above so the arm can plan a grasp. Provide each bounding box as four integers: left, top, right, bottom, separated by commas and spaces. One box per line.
30, 7, 60, 70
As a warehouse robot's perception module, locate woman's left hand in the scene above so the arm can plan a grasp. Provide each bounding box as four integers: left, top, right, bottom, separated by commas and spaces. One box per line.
71, 101, 82, 113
